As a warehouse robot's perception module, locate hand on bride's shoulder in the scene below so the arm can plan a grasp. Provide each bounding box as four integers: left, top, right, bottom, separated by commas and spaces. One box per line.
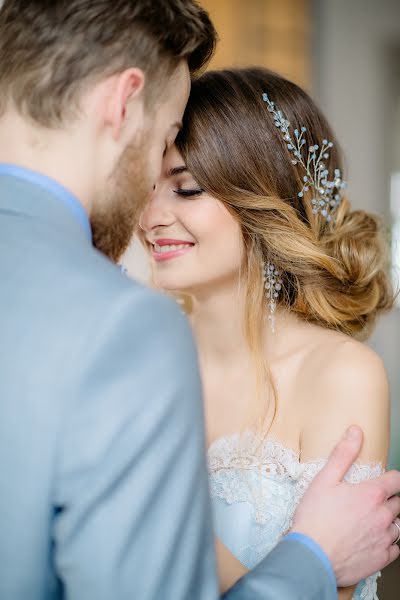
299, 333, 389, 464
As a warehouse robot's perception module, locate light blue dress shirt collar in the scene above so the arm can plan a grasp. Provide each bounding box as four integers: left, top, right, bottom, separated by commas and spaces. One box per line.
0, 163, 92, 243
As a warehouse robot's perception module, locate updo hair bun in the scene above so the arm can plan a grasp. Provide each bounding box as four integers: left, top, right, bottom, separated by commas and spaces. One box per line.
297, 199, 393, 338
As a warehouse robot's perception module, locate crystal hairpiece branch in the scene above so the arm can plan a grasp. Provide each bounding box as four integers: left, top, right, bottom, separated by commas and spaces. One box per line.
262, 93, 346, 222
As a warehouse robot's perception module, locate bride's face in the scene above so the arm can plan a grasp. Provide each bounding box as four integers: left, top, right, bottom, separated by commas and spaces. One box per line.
139, 145, 243, 294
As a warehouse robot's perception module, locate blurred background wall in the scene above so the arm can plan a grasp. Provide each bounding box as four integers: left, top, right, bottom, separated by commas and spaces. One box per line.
122, 3, 400, 592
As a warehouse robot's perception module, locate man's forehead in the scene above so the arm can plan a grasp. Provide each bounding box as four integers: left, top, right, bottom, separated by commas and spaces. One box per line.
154, 62, 190, 125
167, 73, 190, 119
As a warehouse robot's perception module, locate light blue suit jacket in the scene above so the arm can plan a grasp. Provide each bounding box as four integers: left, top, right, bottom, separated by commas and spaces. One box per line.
0, 171, 336, 599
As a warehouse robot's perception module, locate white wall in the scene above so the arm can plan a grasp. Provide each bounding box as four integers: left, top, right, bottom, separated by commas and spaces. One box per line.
122, 240, 149, 284
312, 0, 400, 467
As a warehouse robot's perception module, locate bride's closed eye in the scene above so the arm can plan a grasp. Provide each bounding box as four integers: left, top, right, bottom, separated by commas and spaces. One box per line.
174, 188, 204, 197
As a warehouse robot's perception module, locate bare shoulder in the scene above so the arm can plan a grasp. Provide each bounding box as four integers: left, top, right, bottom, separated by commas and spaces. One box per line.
299, 329, 390, 463
312, 333, 388, 402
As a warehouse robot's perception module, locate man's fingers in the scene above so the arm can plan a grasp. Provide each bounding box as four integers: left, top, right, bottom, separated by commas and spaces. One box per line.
378, 471, 400, 500
387, 494, 400, 519
315, 426, 363, 486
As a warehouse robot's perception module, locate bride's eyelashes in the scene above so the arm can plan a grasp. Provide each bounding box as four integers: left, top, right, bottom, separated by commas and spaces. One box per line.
173, 188, 204, 197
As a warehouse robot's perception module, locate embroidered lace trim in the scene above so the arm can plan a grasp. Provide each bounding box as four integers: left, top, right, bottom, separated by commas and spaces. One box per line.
208, 430, 383, 600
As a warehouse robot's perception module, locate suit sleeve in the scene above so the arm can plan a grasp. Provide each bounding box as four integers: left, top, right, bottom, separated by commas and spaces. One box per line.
53, 288, 219, 600
222, 536, 337, 600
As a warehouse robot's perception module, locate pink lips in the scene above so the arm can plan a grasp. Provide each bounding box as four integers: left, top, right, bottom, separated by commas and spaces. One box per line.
151, 239, 195, 262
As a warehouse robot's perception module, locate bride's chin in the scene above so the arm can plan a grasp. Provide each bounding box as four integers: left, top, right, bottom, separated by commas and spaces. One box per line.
153, 277, 197, 297
152, 270, 205, 296
156, 282, 194, 294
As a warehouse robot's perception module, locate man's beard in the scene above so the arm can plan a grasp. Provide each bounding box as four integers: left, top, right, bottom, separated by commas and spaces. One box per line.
91, 137, 152, 263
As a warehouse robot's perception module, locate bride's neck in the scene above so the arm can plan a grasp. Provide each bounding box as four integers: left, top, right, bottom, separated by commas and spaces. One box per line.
189, 284, 304, 368
189, 285, 249, 366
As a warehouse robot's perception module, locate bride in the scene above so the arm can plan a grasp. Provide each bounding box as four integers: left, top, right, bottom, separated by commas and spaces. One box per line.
138, 67, 394, 599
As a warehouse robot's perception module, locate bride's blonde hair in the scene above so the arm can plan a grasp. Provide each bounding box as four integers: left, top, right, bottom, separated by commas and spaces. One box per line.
176, 68, 394, 407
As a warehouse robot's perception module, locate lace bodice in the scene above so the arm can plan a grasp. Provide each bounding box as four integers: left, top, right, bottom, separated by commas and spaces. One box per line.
208, 431, 383, 600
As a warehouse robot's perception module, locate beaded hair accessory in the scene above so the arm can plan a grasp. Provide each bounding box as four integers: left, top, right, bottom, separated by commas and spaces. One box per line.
262, 92, 346, 222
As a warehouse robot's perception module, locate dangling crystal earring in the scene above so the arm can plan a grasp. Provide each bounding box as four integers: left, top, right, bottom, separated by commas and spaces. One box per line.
263, 262, 283, 333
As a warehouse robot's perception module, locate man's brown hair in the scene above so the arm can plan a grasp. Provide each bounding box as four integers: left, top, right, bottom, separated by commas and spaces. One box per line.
0, 0, 217, 127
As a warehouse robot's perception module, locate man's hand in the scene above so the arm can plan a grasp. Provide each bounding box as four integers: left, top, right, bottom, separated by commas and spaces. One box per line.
292, 426, 400, 587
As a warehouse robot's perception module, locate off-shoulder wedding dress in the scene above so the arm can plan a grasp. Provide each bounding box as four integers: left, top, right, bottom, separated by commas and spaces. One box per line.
208, 431, 383, 600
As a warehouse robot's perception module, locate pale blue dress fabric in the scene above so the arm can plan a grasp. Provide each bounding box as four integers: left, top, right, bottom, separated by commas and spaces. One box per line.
208, 431, 383, 600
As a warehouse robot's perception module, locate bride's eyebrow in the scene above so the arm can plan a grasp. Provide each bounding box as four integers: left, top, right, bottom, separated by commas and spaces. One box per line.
168, 165, 188, 177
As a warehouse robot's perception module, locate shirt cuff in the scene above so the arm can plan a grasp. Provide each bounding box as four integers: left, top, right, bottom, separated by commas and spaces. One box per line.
283, 532, 337, 591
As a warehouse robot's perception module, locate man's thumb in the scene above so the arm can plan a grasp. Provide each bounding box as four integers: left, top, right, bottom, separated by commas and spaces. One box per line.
315, 426, 364, 486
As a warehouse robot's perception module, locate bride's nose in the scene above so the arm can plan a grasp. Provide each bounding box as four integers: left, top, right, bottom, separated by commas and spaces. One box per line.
139, 188, 176, 232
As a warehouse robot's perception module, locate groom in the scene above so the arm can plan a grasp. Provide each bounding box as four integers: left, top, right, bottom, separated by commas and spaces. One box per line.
0, 1, 399, 599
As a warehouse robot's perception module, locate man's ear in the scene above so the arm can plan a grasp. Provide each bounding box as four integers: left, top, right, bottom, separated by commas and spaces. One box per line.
103, 68, 145, 141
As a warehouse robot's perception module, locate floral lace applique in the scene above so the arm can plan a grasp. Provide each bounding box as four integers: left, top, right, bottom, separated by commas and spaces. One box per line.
208, 430, 383, 600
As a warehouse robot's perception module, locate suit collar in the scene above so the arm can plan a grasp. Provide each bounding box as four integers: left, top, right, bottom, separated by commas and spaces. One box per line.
0, 164, 92, 243
0, 163, 92, 244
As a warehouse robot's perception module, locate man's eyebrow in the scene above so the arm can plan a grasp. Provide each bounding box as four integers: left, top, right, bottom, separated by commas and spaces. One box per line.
168, 166, 187, 177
